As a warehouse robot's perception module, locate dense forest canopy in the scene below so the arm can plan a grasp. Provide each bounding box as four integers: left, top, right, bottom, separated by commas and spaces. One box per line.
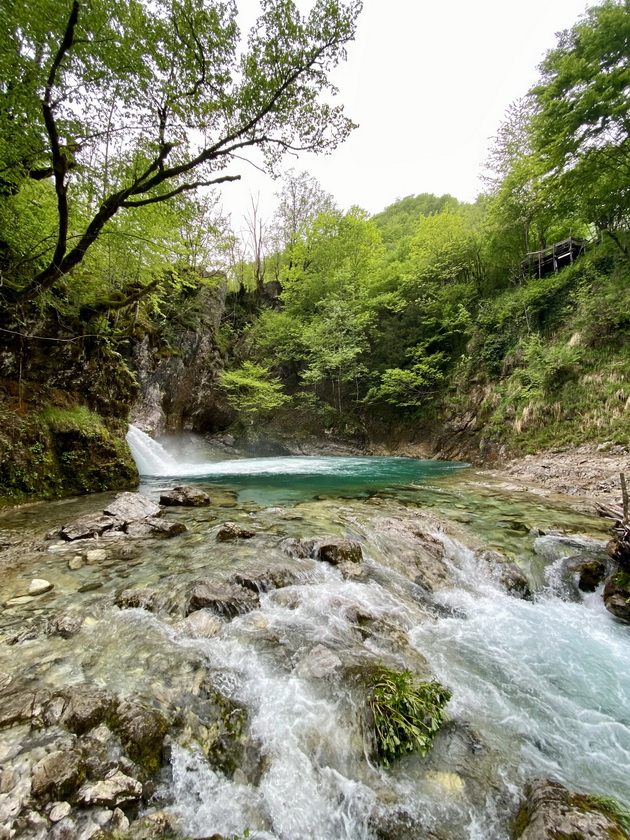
0, 0, 362, 305
1, 0, 629, 457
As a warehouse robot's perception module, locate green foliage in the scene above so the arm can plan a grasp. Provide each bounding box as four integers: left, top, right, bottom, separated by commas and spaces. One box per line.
530, 0, 630, 241
585, 795, 630, 836
368, 668, 451, 767
219, 361, 290, 418
40, 406, 108, 433
370, 358, 445, 407
0, 0, 362, 305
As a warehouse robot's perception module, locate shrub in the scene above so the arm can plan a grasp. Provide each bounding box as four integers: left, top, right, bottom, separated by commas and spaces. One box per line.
368, 667, 451, 767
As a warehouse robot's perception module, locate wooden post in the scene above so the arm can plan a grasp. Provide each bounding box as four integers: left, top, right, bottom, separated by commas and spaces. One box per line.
620, 472, 629, 525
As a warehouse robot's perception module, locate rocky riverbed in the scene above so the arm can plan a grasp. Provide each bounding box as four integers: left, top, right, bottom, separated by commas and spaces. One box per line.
0, 470, 629, 840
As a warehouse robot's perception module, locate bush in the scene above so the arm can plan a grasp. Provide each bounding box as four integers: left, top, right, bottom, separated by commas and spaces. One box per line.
368, 667, 451, 767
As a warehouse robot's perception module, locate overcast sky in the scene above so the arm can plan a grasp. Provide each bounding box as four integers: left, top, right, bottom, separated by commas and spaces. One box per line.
219, 0, 592, 225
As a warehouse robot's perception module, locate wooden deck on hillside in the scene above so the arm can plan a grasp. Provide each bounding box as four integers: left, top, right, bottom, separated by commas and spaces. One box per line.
521, 237, 586, 278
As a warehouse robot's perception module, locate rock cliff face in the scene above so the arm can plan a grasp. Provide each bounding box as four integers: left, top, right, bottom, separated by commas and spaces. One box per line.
127, 283, 235, 436
0, 309, 139, 506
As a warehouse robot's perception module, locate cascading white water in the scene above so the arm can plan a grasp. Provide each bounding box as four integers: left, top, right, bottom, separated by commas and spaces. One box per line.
148, 528, 630, 839
126, 424, 180, 475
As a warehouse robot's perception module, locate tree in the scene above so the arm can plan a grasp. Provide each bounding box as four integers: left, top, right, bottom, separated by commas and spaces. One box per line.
530, 0, 630, 253
0, 0, 362, 302
272, 168, 336, 253
219, 360, 290, 417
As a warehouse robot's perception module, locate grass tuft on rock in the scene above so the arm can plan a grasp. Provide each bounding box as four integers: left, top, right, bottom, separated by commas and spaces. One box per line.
368, 667, 451, 767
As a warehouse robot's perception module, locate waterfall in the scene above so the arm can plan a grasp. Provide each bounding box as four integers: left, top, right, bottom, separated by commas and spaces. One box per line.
126, 424, 180, 476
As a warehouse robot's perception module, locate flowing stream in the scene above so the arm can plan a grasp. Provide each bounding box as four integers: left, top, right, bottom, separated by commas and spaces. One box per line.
0, 427, 628, 840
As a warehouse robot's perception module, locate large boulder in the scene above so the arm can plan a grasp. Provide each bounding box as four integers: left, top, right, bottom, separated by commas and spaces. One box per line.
159, 485, 210, 507
216, 522, 257, 541
314, 538, 363, 565
112, 700, 168, 774
31, 750, 85, 800
58, 687, 115, 735
185, 580, 259, 618
60, 513, 121, 541
77, 769, 142, 808
515, 779, 630, 840
603, 571, 630, 623
103, 492, 161, 522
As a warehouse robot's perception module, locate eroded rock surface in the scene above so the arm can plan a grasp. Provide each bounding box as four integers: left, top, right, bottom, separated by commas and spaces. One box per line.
160, 485, 210, 507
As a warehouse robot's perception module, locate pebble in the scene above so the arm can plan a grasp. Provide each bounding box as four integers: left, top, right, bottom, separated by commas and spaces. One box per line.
28, 579, 54, 596
49, 802, 72, 822
67, 556, 83, 571
77, 582, 103, 593
5, 596, 35, 606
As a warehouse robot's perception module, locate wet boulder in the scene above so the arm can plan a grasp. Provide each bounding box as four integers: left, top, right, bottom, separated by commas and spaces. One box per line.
115, 588, 158, 612
0, 688, 50, 729
60, 513, 121, 542
571, 557, 608, 592
77, 769, 142, 808
58, 687, 114, 735
124, 517, 187, 538
477, 549, 532, 600
216, 522, 257, 541
603, 571, 630, 623
112, 699, 168, 774
48, 612, 83, 639
30, 750, 85, 800
103, 492, 161, 522
185, 580, 259, 618
314, 538, 363, 565
515, 779, 630, 840
159, 485, 210, 507
279, 536, 314, 559
231, 565, 299, 593
294, 645, 343, 679
177, 609, 223, 639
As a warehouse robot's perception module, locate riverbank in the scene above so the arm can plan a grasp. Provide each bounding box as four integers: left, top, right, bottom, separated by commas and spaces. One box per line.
475, 443, 630, 512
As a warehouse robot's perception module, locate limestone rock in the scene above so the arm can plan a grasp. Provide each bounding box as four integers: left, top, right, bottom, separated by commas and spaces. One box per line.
60, 513, 120, 541
516, 779, 629, 840
603, 571, 630, 623
49, 801, 72, 822
159, 485, 210, 506
48, 613, 83, 639
115, 588, 158, 611
185, 580, 259, 618
113, 699, 168, 773
31, 750, 85, 800
295, 645, 343, 679
28, 578, 53, 596
77, 769, 142, 808
125, 517, 187, 538
178, 609, 223, 639
231, 566, 298, 593
0, 690, 49, 729
103, 492, 161, 522
216, 522, 257, 541
59, 687, 114, 735
572, 558, 608, 592
315, 538, 363, 565
86, 549, 108, 564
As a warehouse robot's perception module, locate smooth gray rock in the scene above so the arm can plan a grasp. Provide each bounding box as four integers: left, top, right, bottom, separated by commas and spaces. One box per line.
103, 492, 161, 522
60, 514, 120, 541
125, 517, 187, 538
516, 779, 629, 840
77, 769, 142, 807
295, 645, 343, 679
216, 522, 257, 541
185, 580, 259, 618
30, 750, 84, 800
160, 485, 211, 507
315, 538, 363, 565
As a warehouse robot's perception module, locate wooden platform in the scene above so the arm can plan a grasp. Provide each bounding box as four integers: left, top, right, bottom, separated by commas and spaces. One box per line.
521, 237, 586, 278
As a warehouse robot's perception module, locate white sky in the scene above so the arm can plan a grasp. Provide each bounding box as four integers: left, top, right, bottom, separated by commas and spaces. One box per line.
218, 0, 592, 225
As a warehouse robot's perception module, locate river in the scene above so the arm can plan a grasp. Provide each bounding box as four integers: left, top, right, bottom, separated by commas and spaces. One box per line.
0, 427, 627, 840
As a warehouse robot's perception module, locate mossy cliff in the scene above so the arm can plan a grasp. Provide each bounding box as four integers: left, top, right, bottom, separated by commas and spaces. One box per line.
0, 313, 138, 506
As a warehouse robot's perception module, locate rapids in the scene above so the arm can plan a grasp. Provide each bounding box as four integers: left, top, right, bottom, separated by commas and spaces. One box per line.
0, 428, 627, 840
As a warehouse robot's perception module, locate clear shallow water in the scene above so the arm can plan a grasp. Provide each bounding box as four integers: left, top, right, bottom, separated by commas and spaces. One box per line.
127, 424, 468, 506
0, 431, 628, 840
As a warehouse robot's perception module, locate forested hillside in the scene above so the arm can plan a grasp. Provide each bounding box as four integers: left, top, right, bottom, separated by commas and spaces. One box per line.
1, 0, 629, 502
